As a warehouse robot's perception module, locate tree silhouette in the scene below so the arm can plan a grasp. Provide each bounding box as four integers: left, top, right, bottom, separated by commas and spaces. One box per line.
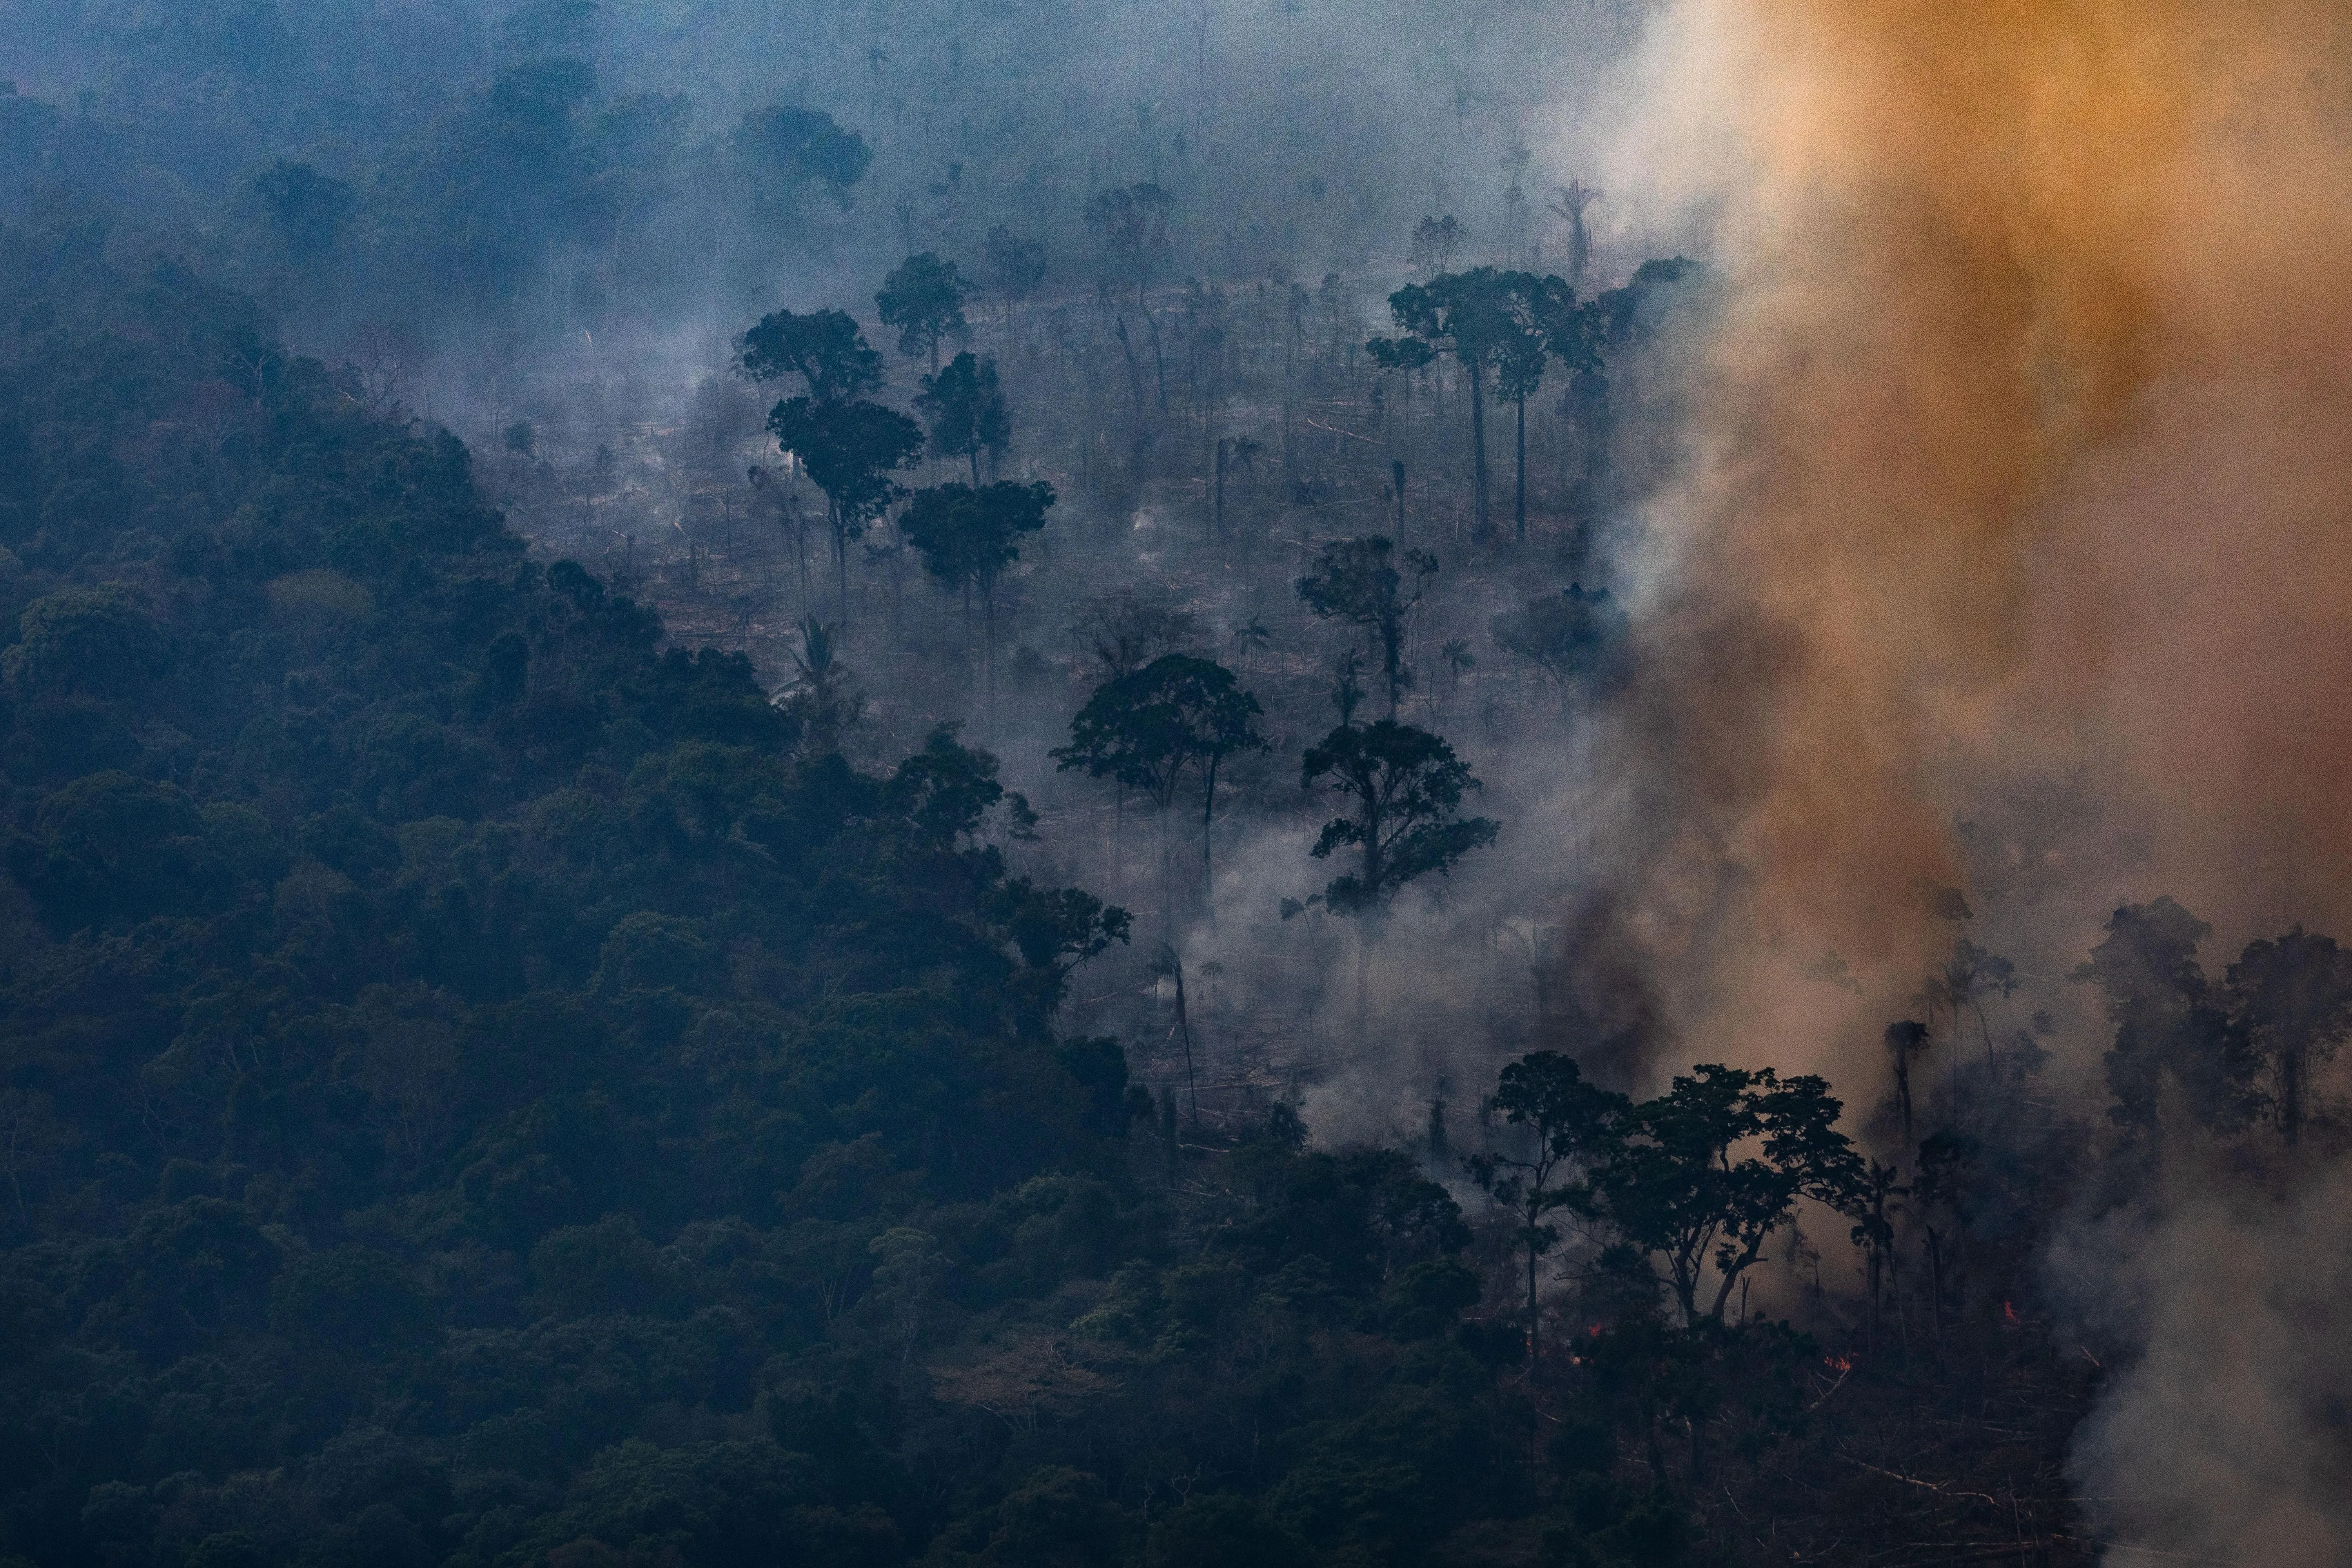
738, 308, 884, 403
250, 160, 354, 262
1407, 214, 1466, 275
1497, 272, 1596, 542
1296, 535, 1436, 718
777, 617, 862, 756
916, 351, 1010, 483
1071, 591, 1200, 682
1489, 583, 1626, 710
876, 251, 974, 375
898, 480, 1054, 711
1054, 654, 1268, 892
1371, 269, 1515, 539
2224, 926, 2352, 1146
766, 397, 923, 621
1375, 268, 1593, 542
983, 224, 1046, 350
2074, 897, 2258, 1137
732, 104, 872, 210
1545, 180, 1600, 291
1084, 182, 1175, 415
1299, 719, 1497, 921
1589, 1064, 1866, 1325
1883, 1019, 1929, 1150
1466, 1051, 1625, 1359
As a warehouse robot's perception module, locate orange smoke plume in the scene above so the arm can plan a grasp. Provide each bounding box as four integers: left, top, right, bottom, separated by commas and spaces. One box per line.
1603, 0, 2352, 1069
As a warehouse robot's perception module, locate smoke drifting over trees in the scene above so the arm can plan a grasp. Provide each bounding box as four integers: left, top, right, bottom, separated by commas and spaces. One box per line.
0, 0, 2347, 1564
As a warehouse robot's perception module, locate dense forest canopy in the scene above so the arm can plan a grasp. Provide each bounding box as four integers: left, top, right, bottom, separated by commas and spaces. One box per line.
3, 3, 2350, 1566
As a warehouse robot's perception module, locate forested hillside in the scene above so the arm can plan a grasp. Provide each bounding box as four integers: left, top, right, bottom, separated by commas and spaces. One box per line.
6, 3, 2352, 1566
0, 201, 2149, 1568
0, 201, 2048, 1568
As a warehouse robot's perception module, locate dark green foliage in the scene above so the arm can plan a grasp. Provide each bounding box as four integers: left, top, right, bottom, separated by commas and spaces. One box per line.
248, 160, 355, 261
1592, 1067, 1866, 1325
1299, 719, 1498, 918
1056, 655, 1267, 811
1055, 654, 1267, 880
875, 252, 975, 371
0, 233, 1201, 1568
1466, 1052, 1625, 1352
2222, 924, 2352, 1145
766, 399, 923, 529
898, 481, 1053, 605
916, 352, 1012, 483
1489, 583, 1628, 704
739, 309, 886, 404
1374, 266, 1602, 541
1294, 535, 1436, 718
766, 396, 924, 615
733, 105, 874, 210
1472, 1051, 1867, 1327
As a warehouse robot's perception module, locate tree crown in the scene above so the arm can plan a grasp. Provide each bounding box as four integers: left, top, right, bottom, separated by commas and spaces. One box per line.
739, 308, 885, 403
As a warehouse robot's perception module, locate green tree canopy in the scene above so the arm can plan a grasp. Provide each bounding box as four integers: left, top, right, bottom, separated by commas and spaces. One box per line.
1054, 654, 1268, 879
876, 251, 975, 372
766, 396, 923, 617
1295, 535, 1436, 719
898, 480, 1052, 610
899, 480, 1054, 705
732, 104, 872, 209
739, 308, 885, 403
916, 351, 1011, 483
1299, 719, 1497, 919
1467, 1051, 1627, 1356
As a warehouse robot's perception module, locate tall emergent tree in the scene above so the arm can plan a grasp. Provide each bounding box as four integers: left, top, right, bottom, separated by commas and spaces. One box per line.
1587, 1065, 1866, 1325
1296, 535, 1437, 718
742, 307, 919, 620
732, 104, 873, 211
1299, 719, 1497, 922
1489, 583, 1628, 711
2074, 897, 2258, 1138
767, 398, 922, 621
739, 308, 885, 403
1084, 182, 1175, 416
1466, 1051, 1625, 1359
916, 351, 1011, 483
876, 251, 975, 375
898, 480, 1054, 710
2223, 926, 2352, 1147
1371, 268, 1516, 539
1372, 267, 1599, 543
983, 224, 1047, 350
1498, 272, 1599, 542
1056, 655, 1267, 895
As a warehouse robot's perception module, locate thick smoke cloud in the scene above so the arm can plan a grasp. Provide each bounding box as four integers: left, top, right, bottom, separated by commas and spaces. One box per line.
1590, 0, 2352, 1067
1597, 0, 2352, 1553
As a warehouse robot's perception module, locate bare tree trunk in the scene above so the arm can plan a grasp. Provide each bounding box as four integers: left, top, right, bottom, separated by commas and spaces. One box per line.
1467, 360, 1490, 540
1147, 306, 1169, 414
1514, 397, 1528, 543
1115, 316, 1145, 426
